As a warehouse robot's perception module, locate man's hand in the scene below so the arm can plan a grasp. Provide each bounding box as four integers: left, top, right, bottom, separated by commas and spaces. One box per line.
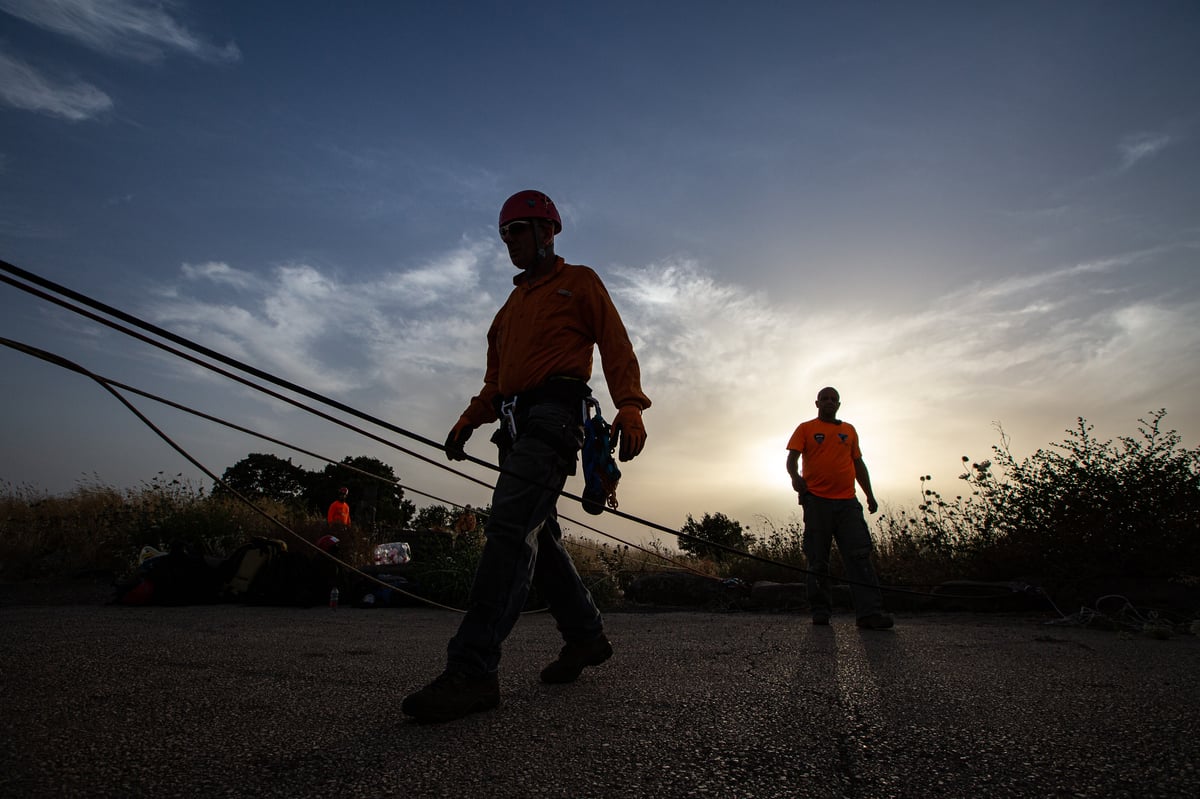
866, 496, 879, 514
444, 417, 474, 461
791, 474, 808, 505
612, 406, 646, 462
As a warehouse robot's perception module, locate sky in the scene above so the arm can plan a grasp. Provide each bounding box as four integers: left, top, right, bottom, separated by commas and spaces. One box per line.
2, 1, 1198, 548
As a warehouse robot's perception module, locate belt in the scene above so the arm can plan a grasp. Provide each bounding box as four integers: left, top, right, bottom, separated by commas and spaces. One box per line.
494, 376, 591, 440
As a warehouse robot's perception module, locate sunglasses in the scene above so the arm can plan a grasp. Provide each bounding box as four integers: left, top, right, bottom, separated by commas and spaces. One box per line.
499, 220, 533, 238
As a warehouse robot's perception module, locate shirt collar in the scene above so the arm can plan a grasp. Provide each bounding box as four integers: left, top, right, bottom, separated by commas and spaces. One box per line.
513, 255, 565, 288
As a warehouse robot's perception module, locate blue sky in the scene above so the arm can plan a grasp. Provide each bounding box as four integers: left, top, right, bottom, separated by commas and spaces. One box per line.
2, 1, 1198, 545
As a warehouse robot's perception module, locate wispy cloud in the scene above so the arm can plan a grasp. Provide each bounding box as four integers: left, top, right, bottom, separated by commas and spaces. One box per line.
0, 0, 240, 63
960, 249, 1153, 302
0, 51, 112, 120
180, 261, 258, 290
153, 242, 503, 398
1118, 132, 1171, 170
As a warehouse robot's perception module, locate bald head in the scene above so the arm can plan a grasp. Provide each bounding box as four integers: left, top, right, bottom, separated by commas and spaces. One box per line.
815, 387, 841, 422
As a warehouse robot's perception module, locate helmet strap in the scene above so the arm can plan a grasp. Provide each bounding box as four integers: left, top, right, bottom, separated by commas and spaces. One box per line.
533, 219, 550, 262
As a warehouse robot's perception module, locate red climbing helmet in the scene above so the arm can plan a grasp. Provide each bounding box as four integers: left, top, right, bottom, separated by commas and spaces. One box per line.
499, 190, 562, 234
317, 534, 340, 553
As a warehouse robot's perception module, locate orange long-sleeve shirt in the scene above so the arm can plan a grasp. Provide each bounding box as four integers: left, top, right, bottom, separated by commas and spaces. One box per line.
460, 257, 651, 427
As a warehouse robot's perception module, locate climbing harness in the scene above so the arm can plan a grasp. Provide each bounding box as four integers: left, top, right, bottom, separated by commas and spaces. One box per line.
581, 397, 621, 515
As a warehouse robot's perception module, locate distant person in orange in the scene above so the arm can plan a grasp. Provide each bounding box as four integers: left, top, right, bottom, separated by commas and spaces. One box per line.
453, 504, 478, 536
327, 487, 351, 528
786, 386, 893, 630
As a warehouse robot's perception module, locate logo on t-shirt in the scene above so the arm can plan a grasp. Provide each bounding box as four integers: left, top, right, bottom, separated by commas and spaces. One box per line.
838, 433, 848, 443
814, 433, 825, 443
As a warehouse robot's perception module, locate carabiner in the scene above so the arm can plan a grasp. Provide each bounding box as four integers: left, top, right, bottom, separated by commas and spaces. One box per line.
500, 397, 518, 440
582, 395, 600, 424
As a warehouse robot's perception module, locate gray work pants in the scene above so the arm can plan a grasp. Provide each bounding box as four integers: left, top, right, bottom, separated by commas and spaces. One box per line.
447, 402, 603, 676
802, 494, 885, 619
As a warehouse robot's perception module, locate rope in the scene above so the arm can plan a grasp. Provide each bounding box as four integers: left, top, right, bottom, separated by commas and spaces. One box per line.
1, 259, 1029, 604
1, 335, 711, 612
0, 337, 464, 612
1043, 593, 1191, 635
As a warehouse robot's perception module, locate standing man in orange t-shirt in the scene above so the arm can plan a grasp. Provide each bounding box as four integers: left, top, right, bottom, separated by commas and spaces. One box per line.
326, 487, 351, 528
786, 387, 893, 630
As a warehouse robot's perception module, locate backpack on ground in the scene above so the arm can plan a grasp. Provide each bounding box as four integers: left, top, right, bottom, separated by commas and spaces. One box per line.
218, 537, 289, 601
112, 544, 220, 606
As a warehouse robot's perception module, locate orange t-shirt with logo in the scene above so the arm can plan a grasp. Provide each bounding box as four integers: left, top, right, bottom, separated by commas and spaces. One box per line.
786, 419, 862, 500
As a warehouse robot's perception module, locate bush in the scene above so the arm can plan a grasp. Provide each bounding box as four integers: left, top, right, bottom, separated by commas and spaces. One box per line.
563, 536, 699, 609
722, 516, 810, 584
400, 528, 486, 607
876, 411, 1200, 584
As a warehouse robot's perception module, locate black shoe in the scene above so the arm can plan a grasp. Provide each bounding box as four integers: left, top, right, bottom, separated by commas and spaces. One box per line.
540, 634, 613, 684
856, 613, 895, 630
811, 612, 831, 626
401, 671, 500, 723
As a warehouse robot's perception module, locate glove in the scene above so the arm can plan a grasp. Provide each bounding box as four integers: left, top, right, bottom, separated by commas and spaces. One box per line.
612, 406, 646, 462
444, 417, 474, 461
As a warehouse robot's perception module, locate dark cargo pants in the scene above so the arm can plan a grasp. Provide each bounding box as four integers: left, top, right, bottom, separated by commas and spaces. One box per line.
447, 402, 604, 676
802, 494, 885, 619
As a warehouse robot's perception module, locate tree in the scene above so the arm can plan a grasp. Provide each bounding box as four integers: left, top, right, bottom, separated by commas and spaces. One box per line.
413, 503, 455, 531
214, 453, 307, 503
677, 512, 749, 562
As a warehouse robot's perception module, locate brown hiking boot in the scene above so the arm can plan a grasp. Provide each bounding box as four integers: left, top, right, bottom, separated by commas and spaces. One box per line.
539, 634, 613, 684
856, 613, 895, 630
401, 671, 500, 723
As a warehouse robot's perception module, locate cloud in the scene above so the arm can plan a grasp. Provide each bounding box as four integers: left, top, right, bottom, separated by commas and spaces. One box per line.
1118, 132, 1171, 170
0, 0, 240, 63
610, 259, 787, 394
0, 51, 112, 120
956, 249, 1150, 303
374, 246, 489, 308
180, 261, 259, 290
152, 243, 503, 399
595, 249, 1200, 517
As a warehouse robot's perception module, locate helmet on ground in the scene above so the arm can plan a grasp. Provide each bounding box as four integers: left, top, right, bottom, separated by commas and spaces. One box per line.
499, 190, 561, 234
317, 534, 340, 553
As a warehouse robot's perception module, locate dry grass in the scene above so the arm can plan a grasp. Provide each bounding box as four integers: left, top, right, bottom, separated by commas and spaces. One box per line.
0, 475, 374, 581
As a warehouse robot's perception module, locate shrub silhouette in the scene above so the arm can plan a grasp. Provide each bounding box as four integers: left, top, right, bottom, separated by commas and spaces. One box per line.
878, 410, 1200, 583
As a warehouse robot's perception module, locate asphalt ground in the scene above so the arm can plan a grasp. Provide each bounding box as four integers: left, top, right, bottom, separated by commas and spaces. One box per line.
2, 591, 1199, 798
